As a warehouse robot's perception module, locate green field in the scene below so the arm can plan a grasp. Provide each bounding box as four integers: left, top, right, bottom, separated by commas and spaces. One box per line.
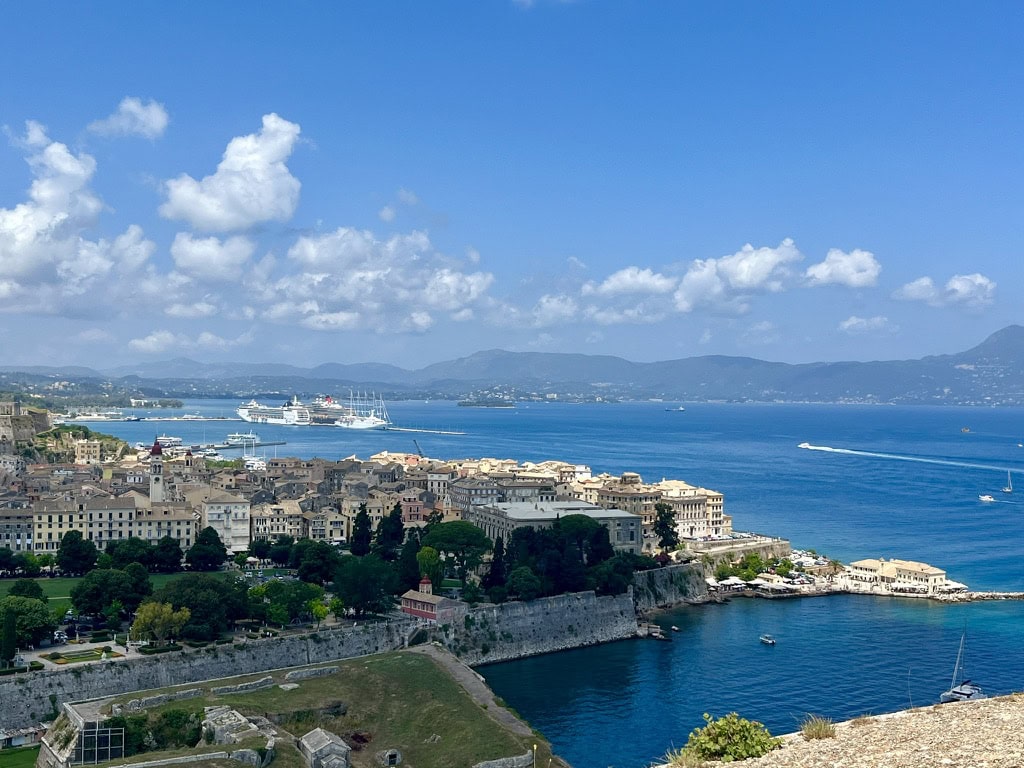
103, 652, 559, 768
0, 573, 207, 615
0, 746, 40, 768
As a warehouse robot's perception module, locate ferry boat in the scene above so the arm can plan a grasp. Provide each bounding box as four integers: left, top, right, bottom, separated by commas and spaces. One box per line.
155, 435, 183, 448
225, 431, 259, 445
334, 392, 391, 430
237, 396, 311, 426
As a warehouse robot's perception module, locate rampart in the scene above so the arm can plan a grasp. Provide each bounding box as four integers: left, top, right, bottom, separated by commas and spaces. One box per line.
440, 590, 639, 665
0, 622, 410, 731
632, 562, 710, 612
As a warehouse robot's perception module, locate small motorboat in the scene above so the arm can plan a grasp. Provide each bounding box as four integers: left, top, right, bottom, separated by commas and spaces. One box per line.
671, 626, 680, 632
759, 634, 776, 645
979, 494, 996, 503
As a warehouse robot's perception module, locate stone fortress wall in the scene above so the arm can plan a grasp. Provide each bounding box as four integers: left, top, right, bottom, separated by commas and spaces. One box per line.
0, 563, 706, 731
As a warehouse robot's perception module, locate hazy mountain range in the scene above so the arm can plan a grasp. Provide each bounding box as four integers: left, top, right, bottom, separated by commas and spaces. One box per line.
4, 325, 1024, 405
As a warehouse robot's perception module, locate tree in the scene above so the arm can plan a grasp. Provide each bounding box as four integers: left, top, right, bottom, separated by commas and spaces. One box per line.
185, 527, 228, 572
8, 578, 46, 602
261, 580, 323, 624
122, 562, 153, 612
508, 566, 542, 601
416, 546, 443, 588
153, 573, 248, 641
56, 530, 98, 575
131, 601, 190, 645
373, 503, 405, 561
653, 502, 680, 551
151, 537, 184, 573
14, 551, 41, 577
587, 525, 615, 566
269, 535, 294, 566
290, 540, 341, 585
107, 538, 154, 570
332, 555, 397, 616
483, 535, 507, 589
397, 533, 422, 591
0, 610, 15, 668
308, 599, 328, 629
0, 547, 15, 574
351, 503, 372, 556
70, 569, 134, 616
249, 539, 272, 561
0, 595, 56, 647
422, 521, 492, 585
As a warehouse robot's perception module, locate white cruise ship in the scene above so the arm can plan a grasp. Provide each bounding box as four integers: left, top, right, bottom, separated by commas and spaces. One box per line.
236, 396, 311, 426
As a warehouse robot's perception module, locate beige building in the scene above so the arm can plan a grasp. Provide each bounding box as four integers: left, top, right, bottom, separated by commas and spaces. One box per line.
32, 496, 194, 554
74, 440, 102, 466
467, 500, 642, 555
196, 492, 251, 553
847, 557, 949, 594
251, 500, 305, 542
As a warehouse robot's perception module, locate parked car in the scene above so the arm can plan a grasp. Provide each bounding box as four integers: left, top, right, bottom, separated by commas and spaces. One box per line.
53, 630, 68, 644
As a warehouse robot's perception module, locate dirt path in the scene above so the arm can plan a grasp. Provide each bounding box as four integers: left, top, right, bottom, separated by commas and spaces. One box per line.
405, 644, 533, 738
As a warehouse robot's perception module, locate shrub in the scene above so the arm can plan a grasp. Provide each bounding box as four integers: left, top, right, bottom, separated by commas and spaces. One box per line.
683, 712, 781, 762
30, 661, 44, 671
662, 746, 705, 767
48, 652, 63, 660
800, 714, 836, 740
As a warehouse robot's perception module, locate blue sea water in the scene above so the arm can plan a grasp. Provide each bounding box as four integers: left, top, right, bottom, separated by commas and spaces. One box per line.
96, 400, 1024, 768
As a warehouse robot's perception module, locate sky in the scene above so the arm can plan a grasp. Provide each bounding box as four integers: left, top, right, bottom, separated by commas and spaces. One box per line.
1, 1, 1022, 370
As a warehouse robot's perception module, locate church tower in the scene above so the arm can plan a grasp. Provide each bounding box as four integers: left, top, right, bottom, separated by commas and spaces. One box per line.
149, 438, 165, 503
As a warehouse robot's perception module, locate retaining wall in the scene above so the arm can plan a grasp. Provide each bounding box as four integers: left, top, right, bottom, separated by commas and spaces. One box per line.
632, 562, 710, 612
442, 590, 639, 666
0, 622, 410, 731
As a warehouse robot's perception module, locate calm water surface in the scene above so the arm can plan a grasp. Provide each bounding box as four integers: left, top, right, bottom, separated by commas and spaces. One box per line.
98, 400, 1024, 768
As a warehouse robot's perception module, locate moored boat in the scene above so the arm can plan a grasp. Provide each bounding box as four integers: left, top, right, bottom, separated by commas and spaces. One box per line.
940, 631, 985, 703
237, 396, 311, 426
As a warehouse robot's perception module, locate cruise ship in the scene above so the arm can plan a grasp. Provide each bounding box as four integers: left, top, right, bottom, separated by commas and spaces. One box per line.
236, 396, 311, 426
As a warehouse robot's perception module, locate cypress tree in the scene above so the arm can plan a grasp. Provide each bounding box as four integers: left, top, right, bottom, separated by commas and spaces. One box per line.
351, 503, 372, 556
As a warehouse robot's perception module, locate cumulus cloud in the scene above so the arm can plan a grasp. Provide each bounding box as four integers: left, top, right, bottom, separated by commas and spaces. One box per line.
160, 113, 301, 231
268, 227, 493, 332
170, 232, 255, 281
674, 239, 802, 313
0, 122, 154, 309
165, 301, 218, 318
378, 205, 395, 222
128, 329, 251, 354
805, 248, 881, 288
838, 315, 890, 334
894, 273, 996, 308
88, 97, 169, 139
581, 266, 676, 297
532, 294, 579, 327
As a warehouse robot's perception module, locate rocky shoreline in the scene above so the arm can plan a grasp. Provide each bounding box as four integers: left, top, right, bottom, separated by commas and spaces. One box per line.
729, 695, 1024, 768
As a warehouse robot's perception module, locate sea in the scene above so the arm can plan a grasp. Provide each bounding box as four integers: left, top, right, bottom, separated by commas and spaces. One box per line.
90, 399, 1024, 768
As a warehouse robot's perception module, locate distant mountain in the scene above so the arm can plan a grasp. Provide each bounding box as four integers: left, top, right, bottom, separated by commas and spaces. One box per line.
6, 325, 1024, 405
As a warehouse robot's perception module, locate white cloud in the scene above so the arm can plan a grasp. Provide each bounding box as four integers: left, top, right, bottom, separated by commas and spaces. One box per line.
128, 329, 251, 354
894, 273, 995, 308
741, 320, 780, 345
532, 294, 579, 327
75, 328, 114, 343
944, 273, 996, 308
274, 227, 494, 331
170, 232, 255, 281
581, 266, 676, 297
583, 305, 664, 325
88, 97, 169, 139
165, 301, 218, 318
838, 315, 890, 334
128, 330, 182, 354
805, 248, 881, 288
397, 188, 419, 205
378, 205, 396, 222
674, 239, 802, 314
0, 122, 154, 308
160, 113, 301, 231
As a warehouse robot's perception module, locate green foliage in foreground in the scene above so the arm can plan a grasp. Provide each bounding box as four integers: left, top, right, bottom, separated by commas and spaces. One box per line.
682, 712, 781, 762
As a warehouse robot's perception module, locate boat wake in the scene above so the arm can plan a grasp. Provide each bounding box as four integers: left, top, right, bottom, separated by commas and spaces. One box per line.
797, 442, 1014, 474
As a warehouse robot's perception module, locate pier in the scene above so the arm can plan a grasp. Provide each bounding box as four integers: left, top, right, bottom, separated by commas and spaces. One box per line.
214, 441, 287, 451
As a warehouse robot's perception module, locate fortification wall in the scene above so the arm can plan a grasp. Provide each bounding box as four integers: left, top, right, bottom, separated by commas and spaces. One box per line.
441, 590, 639, 666
0, 622, 410, 731
632, 562, 710, 612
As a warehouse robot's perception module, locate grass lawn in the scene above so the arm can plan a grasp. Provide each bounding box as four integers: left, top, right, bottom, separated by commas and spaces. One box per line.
102, 652, 558, 768
0, 746, 40, 768
48, 648, 123, 665
0, 572, 221, 615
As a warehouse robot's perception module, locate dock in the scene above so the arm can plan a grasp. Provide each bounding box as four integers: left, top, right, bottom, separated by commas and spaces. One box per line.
214, 441, 287, 451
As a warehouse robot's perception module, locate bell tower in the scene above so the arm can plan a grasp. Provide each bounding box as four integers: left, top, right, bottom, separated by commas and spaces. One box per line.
149, 438, 165, 503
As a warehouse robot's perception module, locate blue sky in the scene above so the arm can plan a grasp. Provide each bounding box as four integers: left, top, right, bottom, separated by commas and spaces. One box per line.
1, 1, 1022, 369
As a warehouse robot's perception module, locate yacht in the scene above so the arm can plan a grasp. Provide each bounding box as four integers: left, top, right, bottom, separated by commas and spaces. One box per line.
1002, 471, 1013, 494
940, 631, 985, 703
760, 634, 776, 645
334, 392, 391, 430
978, 494, 996, 503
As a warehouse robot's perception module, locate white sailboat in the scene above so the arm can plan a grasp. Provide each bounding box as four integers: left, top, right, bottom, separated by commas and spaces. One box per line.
1002, 471, 1013, 494
940, 631, 986, 703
